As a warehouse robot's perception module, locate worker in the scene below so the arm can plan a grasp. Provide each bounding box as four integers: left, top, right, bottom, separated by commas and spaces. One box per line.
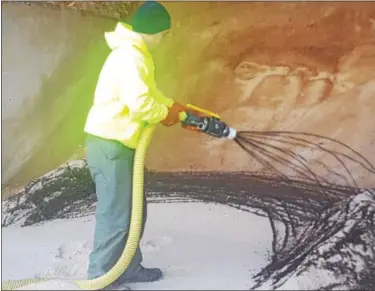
83, 1, 186, 288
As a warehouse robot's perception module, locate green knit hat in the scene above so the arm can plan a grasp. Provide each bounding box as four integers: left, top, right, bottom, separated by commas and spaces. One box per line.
130, 1, 171, 35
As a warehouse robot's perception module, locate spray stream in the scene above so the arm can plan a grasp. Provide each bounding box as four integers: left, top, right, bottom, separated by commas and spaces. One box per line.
180, 105, 375, 188
233, 130, 375, 188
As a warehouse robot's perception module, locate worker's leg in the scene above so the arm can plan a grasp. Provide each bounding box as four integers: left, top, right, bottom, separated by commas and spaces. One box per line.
86, 135, 144, 280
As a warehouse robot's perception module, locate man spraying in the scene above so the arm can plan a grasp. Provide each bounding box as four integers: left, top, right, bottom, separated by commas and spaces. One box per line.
84, 1, 186, 288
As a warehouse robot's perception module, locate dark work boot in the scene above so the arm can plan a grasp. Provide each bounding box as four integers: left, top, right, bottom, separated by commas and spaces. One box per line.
102, 265, 163, 290
120, 265, 163, 284
101, 284, 131, 290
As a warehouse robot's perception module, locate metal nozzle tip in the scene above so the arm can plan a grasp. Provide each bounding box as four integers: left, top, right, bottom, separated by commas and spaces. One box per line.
226, 127, 237, 140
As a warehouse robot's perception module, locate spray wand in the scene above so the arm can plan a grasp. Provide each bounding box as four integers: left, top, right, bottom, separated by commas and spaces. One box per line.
179, 104, 237, 140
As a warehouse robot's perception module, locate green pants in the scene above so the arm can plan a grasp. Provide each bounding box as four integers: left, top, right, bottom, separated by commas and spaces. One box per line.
85, 134, 147, 281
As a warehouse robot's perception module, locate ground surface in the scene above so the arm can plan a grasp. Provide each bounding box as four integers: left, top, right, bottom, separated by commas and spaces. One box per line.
2, 163, 375, 290
3, 203, 274, 290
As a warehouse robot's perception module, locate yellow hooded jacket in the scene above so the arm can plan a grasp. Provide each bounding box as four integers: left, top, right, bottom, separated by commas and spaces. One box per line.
84, 22, 174, 149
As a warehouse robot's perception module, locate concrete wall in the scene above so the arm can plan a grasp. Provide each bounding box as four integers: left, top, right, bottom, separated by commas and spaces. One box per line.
2, 3, 114, 187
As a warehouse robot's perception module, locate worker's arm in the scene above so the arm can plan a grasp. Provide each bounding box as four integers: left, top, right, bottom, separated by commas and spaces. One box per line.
154, 88, 188, 126
117, 49, 170, 125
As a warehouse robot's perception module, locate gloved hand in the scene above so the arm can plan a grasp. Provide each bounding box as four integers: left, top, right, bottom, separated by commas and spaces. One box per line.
161, 102, 188, 127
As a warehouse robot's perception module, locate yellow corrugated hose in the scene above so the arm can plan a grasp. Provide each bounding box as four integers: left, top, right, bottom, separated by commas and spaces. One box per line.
1, 124, 157, 290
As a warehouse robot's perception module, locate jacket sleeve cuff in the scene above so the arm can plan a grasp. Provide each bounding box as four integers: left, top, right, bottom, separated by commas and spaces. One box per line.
164, 98, 174, 108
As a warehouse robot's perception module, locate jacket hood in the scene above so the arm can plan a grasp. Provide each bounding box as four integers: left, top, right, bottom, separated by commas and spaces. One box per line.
104, 22, 148, 52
